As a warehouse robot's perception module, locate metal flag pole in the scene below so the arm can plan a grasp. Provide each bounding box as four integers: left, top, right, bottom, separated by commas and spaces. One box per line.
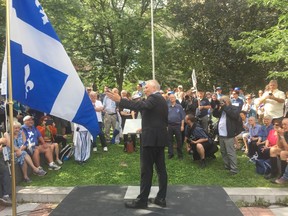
5, 0, 17, 215
151, 0, 155, 80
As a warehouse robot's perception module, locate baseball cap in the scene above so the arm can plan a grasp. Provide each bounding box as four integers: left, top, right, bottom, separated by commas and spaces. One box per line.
216, 87, 222, 90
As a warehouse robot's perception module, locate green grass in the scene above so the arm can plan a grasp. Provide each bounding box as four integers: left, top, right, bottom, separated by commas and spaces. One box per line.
22, 143, 283, 188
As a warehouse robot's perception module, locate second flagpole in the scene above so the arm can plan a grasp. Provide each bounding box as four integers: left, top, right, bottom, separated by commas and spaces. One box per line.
5, 0, 17, 215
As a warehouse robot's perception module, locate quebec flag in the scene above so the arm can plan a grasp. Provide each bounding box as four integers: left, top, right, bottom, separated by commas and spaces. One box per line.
7, 0, 99, 137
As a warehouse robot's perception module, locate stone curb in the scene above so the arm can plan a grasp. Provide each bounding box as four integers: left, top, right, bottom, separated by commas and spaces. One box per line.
224, 187, 288, 204
16, 186, 288, 204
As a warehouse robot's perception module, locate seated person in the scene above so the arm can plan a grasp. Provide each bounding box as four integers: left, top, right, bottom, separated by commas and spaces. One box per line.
235, 111, 249, 152
184, 114, 215, 168
257, 117, 278, 160
266, 118, 288, 180
3, 122, 47, 183
37, 116, 63, 165
247, 116, 262, 158
0, 140, 12, 206
21, 115, 61, 170
275, 156, 288, 184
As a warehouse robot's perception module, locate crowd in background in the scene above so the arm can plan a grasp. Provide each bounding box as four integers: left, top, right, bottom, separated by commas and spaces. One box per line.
1, 79, 288, 206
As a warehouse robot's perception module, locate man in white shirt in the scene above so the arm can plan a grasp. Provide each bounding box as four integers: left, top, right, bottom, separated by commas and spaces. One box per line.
259, 80, 285, 121
90, 91, 108, 152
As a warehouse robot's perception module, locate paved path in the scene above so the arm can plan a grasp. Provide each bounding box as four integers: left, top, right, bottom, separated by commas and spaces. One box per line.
0, 186, 287, 215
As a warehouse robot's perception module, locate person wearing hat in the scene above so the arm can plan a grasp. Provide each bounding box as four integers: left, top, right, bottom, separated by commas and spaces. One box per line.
132, 84, 144, 99
215, 87, 223, 100
175, 85, 184, 103
21, 115, 61, 171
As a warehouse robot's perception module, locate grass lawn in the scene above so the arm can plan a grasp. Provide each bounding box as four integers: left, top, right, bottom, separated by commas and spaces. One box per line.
22, 142, 283, 188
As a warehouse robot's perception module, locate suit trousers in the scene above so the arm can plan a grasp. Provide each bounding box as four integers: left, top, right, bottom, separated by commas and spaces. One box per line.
167, 124, 183, 158
137, 146, 168, 201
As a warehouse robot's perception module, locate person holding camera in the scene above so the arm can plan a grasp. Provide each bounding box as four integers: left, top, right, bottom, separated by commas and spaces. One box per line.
213, 96, 243, 175
259, 80, 285, 122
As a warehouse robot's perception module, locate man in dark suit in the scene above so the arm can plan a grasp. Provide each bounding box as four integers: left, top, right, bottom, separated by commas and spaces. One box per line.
106, 80, 168, 209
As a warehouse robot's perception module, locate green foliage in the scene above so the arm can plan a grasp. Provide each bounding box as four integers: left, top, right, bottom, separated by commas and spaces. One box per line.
166, 0, 279, 91
231, 0, 288, 78
23, 144, 282, 187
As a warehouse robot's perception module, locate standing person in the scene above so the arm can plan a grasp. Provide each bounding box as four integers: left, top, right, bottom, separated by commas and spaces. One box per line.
215, 87, 223, 99
90, 91, 108, 152
231, 90, 244, 112
213, 96, 243, 175
106, 80, 168, 209
103, 88, 118, 143
254, 90, 265, 124
167, 94, 185, 159
197, 90, 211, 132
259, 80, 285, 122
132, 83, 144, 99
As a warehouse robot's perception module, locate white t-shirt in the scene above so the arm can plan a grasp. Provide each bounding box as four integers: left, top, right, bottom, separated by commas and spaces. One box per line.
262, 89, 285, 118
93, 100, 104, 122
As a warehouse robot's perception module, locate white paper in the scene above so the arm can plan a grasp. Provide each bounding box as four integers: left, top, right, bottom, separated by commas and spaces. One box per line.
123, 119, 142, 134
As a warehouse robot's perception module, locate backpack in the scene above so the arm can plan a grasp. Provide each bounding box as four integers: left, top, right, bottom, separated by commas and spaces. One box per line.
255, 159, 271, 175
59, 145, 74, 161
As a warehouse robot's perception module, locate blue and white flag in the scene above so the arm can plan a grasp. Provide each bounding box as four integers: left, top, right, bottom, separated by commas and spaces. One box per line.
6, 0, 99, 136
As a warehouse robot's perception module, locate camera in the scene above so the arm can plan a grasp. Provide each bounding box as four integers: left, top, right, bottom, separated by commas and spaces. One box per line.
269, 93, 273, 96
45, 119, 54, 126
220, 101, 226, 106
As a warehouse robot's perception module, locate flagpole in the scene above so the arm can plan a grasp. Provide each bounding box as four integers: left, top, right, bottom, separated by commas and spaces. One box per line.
6, 0, 17, 215
151, 0, 155, 80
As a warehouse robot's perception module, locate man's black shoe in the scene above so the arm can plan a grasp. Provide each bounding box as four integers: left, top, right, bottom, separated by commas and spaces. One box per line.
168, 155, 174, 159
149, 197, 166, 207
125, 198, 147, 209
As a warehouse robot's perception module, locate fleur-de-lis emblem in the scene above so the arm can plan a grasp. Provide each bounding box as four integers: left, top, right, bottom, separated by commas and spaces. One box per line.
24, 64, 34, 99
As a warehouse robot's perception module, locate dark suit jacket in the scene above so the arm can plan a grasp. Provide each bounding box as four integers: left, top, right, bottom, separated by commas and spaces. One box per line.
119, 92, 168, 147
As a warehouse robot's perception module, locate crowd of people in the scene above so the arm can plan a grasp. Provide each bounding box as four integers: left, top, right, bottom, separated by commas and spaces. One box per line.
1, 79, 288, 207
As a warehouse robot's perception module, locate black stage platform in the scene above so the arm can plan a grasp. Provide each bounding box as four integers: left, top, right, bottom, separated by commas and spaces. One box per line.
50, 185, 243, 216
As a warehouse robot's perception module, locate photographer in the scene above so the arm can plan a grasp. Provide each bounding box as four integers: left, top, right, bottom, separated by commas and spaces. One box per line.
184, 114, 214, 168
181, 90, 198, 116
213, 96, 243, 175
0, 139, 12, 206
259, 80, 285, 122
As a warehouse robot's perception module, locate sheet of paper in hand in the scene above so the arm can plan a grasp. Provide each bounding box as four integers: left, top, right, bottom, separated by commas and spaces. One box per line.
123, 119, 142, 135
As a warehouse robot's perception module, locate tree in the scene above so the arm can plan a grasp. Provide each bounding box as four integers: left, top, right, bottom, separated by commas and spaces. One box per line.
230, 0, 288, 80
166, 0, 279, 91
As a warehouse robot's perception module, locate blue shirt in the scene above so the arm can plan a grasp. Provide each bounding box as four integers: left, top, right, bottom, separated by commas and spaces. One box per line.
168, 104, 185, 124
248, 124, 262, 138
231, 98, 244, 111
259, 124, 274, 141
185, 125, 209, 141
198, 98, 210, 118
